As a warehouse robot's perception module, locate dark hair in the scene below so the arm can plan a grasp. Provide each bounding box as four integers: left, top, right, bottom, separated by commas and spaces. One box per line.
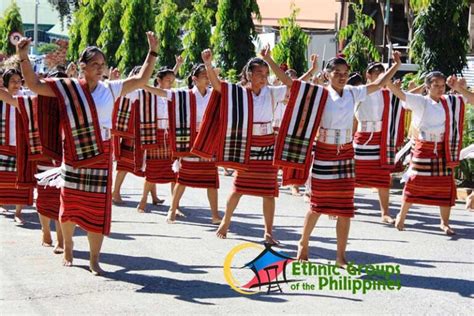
325, 57, 350, 72
128, 66, 142, 77
347, 72, 364, 86
78, 46, 106, 64
285, 69, 298, 79
187, 63, 206, 89
46, 68, 68, 78
154, 66, 175, 87
424, 71, 446, 85
366, 62, 385, 74
3, 68, 22, 88
245, 57, 269, 76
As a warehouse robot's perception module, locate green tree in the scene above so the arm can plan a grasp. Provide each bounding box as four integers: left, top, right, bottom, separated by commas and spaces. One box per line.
0, 2, 24, 56
78, 0, 106, 53
66, 8, 83, 61
272, 4, 309, 75
37, 42, 59, 55
96, 0, 123, 67
211, 0, 260, 79
155, 0, 181, 68
116, 0, 155, 74
338, 0, 380, 75
410, 0, 469, 75
181, 0, 212, 76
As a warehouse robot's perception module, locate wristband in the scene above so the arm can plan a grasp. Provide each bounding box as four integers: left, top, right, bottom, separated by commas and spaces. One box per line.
149, 50, 158, 57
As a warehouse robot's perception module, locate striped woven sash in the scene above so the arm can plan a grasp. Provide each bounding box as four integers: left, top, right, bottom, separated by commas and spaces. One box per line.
380, 89, 405, 169
16, 96, 43, 159
217, 82, 253, 168
0, 100, 13, 152
440, 95, 465, 168
168, 89, 197, 157
46, 78, 104, 167
138, 89, 160, 149
274, 80, 328, 169
112, 96, 135, 138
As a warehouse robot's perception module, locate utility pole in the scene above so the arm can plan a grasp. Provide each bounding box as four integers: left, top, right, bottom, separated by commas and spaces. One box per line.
34, 0, 39, 54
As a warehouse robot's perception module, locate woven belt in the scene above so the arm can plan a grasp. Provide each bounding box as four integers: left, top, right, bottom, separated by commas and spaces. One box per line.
318, 128, 352, 145
252, 122, 273, 136
357, 121, 382, 133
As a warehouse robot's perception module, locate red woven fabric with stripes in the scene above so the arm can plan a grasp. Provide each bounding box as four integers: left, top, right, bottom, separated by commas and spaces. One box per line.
177, 159, 219, 189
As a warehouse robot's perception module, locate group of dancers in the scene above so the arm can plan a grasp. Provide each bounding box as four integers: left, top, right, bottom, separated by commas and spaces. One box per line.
0, 31, 471, 275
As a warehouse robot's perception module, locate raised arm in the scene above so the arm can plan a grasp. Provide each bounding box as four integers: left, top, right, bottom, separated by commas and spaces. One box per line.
201, 49, 222, 93
447, 75, 474, 104
260, 45, 293, 88
0, 89, 18, 108
121, 32, 159, 96
143, 85, 168, 98
366, 51, 402, 95
299, 54, 318, 82
386, 80, 407, 102
173, 55, 184, 76
17, 38, 55, 97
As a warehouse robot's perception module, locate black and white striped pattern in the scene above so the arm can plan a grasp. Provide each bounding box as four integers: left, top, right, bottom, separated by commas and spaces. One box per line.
139, 89, 159, 146
0, 100, 11, 147
171, 89, 193, 152
250, 144, 274, 161
61, 163, 108, 193
411, 157, 452, 177
312, 159, 355, 180
444, 95, 464, 164
354, 143, 380, 161
0, 154, 16, 172
223, 83, 251, 164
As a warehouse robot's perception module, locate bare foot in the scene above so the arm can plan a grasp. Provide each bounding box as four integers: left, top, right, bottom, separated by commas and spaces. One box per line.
0, 206, 8, 214
381, 215, 395, 224
63, 243, 73, 266
112, 195, 125, 205
152, 198, 165, 205
14, 215, 25, 225
42, 234, 53, 247
297, 243, 309, 261
53, 245, 64, 254
136, 202, 147, 213
211, 216, 222, 225
395, 214, 405, 231
216, 221, 230, 239
303, 194, 310, 203
166, 210, 176, 224
336, 258, 348, 269
440, 224, 455, 236
176, 209, 186, 218
89, 262, 104, 276
264, 233, 280, 246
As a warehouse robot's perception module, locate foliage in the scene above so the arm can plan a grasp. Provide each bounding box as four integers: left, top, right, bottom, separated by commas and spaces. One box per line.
211, 0, 261, 79
272, 4, 309, 75
155, 0, 181, 68
0, 2, 24, 56
116, 0, 155, 74
96, 0, 124, 67
37, 43, 59, 55
410, 0, 469, 75
181, 0, 213, 76
78, 0, 106, 53
338, 0, 380, 75
66, 8, 82, 61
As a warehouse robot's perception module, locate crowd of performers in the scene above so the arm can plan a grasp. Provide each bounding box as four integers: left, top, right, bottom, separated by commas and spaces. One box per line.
0, 31, 472, 275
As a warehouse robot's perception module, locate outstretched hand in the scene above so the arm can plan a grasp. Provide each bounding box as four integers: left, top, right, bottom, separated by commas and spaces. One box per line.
392, 51, 402, 65
16, 37, 31, 58
260, 44, 271, 60
201, 49, 213, 65
146, 31, 159, 52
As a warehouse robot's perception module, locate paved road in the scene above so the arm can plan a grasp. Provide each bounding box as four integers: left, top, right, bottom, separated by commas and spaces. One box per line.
1, 169, 473, 315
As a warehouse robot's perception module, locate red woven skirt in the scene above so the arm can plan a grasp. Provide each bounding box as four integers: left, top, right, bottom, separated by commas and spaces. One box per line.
233, 134, 278, 198
403, 141, 455, 207
311, 141, 355, 217
177, 157, 219, 189
0, 153, 33, 205
36, 162, 60, 220
115, 137, 144, 177
60, 141, 113, 235
354, 131, 391, 189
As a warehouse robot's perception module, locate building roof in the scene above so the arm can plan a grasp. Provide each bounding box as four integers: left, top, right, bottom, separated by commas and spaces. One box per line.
0, 0, 59, 27
254, 0, 340, 30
